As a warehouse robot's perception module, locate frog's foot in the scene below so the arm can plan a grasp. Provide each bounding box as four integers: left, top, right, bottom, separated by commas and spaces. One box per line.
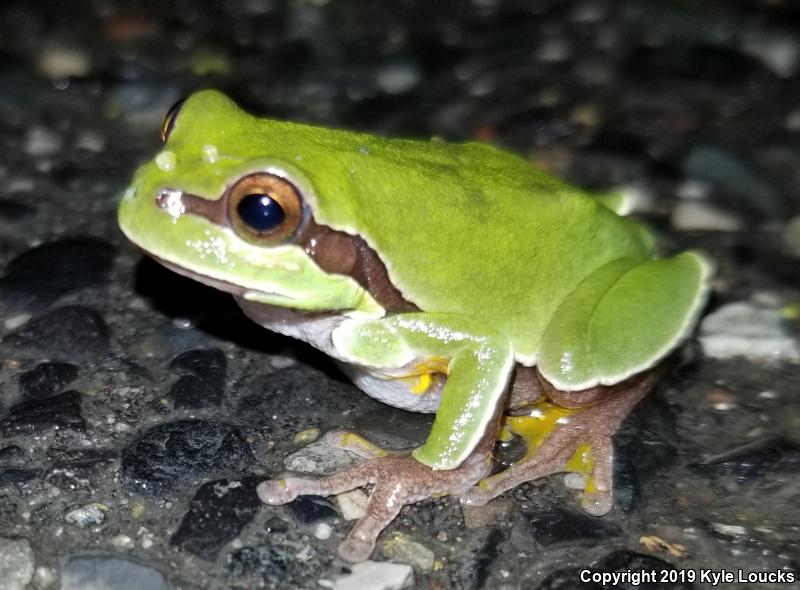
258, 432, 494, 562
461, 369, 661, 515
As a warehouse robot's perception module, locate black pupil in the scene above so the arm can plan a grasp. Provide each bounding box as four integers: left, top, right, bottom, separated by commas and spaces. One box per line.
237, 194, 285, 232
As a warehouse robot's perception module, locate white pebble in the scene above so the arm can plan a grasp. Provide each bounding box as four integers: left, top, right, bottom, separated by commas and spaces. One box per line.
336, 489, 368, 520
671, 201, 742, 232
320, 561, 414, 590
314, 523, 332, 540
699, 301, 800, 363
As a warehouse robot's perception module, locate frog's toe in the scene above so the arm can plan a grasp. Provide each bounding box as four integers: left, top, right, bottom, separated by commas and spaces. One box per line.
338, 535, 375, 563
460, 485, 492, 507
257, 479, 299, 505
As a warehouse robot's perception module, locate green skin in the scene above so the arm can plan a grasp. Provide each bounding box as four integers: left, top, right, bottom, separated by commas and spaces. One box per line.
119, 90, 711, 558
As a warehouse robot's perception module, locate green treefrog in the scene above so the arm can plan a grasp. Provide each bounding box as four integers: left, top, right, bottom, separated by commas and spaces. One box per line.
118, 90, 711, 562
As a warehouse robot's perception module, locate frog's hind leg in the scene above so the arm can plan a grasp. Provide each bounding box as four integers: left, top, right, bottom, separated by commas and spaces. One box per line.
461, 366, 664, 515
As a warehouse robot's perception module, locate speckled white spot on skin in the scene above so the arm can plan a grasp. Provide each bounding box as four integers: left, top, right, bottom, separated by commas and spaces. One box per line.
155, 150, 176, 171
159, 189, 185, 221
185, 230, 231, 264
202, 144, 219, 163
559, 351, 574, 375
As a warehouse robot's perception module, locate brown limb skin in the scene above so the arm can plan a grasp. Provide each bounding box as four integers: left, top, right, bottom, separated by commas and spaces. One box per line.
258, 429, 496, 562
461, 365, 666, 513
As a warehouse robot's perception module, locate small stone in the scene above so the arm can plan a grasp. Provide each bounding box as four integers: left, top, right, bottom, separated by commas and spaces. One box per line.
376, 59, 421, 94
782, 214, 800, 258
336, 489, 368, 521
0, 446, 25, 467
699, 301, 800, 363
167, 375, 221, 409
64, 503, 107, 528
462, 498, 513, 529
283, 439, 360, 475
381, 532, 435, 571
23, 126, 63, 157
709, 522, 748, 537
18, 362, 78, 400
535, 38, 572, 63
111, 535, 135, 549
741, 30, 800, 78
36, 46, 92, 78
314, 523, 332, 540
264, 516, 289, 534
171, 477, 261, 560
321, 561, 414, 590
671, 201, 742, 231
293, 428, 321, 446
169, 348, 226, 391
0, 390, 85, 436
121, 420, 254, 495
1, 306, 111, 361
60, 556, 168, 590
0, 537, 35, 590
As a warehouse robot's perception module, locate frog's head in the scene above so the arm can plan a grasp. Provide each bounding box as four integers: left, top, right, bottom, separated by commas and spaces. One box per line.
118, 90, 383, 317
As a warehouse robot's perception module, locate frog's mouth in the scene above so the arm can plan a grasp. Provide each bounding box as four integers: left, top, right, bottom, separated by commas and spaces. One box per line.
144, 249, 291, 304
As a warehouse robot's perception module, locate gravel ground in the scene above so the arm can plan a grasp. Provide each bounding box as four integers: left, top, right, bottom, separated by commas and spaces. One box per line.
0, 1, 799, 589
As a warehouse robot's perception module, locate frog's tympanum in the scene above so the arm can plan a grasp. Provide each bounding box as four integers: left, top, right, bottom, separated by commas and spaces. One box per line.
119, 91, 711, 562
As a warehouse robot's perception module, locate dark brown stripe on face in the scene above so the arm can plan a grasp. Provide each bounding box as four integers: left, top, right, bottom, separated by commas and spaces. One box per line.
297, 220, 419, 313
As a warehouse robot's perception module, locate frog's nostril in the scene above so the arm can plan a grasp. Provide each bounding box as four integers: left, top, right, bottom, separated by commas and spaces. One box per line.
155, 189, 186, 219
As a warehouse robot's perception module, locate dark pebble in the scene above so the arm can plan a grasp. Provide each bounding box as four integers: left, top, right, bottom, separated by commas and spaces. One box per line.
1, 306, 110, 361
171, 477, 261, 560
692, 437, 800, 484
0, 198, 36, 222
473, 528, 505, 590
167, 348, 227, 409
0, 467, 40, 485
283, 495, 338, 525
264, 516, 289, 534
121, 420, 254, 495
0, 445, 25, 466
0, 238, 115, 309
236, 365, 366, 427
169, 348, 227, 390
681, 143, 788, 219
48, 447, 117, 474
168, 375, 221, 409
613, 395, 679, 512
524, 506, 621, 546
0, 390, 85, 435
227, 545, 290, 580
18, 362, 79, 400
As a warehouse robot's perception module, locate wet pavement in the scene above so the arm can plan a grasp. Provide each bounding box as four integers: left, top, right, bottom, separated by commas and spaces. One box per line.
0, 1, 799, 588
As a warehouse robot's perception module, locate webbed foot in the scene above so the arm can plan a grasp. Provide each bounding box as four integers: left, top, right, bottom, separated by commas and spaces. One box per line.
258, 431, 494, 562
462, 368, 661, 515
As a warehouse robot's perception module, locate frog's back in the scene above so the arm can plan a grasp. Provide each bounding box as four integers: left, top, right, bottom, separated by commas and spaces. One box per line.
285, 126, 655, 363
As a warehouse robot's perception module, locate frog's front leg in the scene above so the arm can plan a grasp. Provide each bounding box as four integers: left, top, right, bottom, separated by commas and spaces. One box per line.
462, 366, 664, 515
257, 313, 515, 562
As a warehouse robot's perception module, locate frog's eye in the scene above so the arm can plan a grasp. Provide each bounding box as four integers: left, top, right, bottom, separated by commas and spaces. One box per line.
160, 99, 185, 143
228, 173, 304, 244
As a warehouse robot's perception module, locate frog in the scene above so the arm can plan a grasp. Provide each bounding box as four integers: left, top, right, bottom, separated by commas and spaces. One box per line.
118, 90, 712, 562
